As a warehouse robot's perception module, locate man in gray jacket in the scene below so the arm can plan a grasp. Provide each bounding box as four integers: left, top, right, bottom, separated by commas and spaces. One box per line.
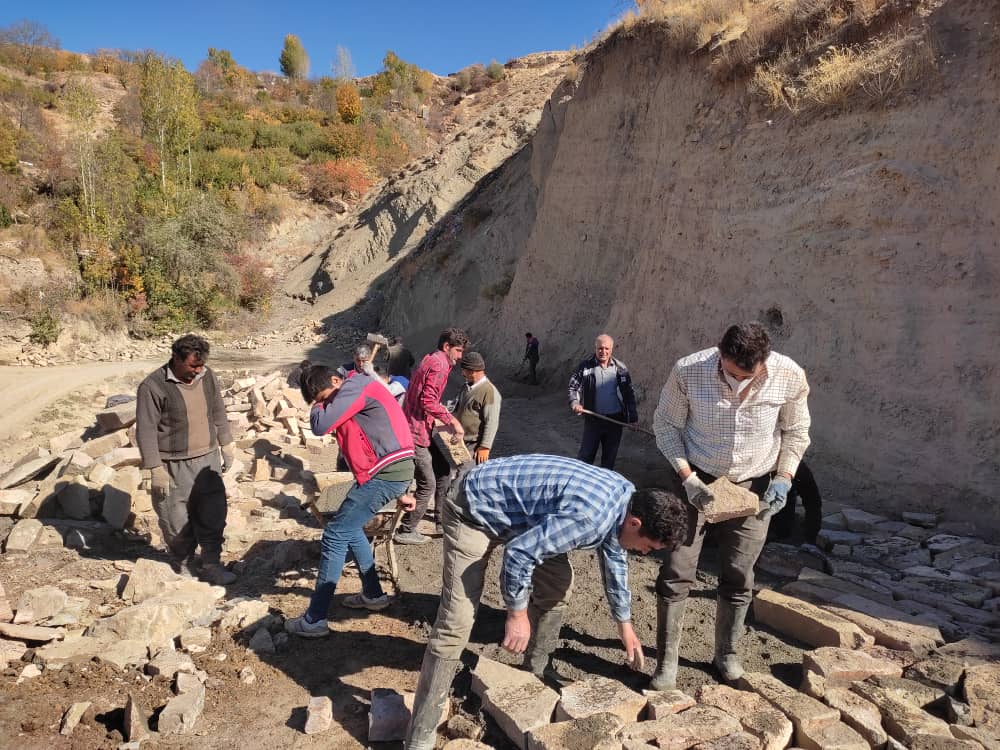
136, 335, 237, 585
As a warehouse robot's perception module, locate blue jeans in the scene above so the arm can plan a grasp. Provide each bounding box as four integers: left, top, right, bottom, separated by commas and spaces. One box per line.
305, 476, 410, 622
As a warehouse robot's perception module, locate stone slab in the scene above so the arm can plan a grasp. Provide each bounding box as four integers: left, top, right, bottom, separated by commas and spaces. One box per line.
696, 684, 793, 750
823, 687, 888, 748
754, 588, 873, 648
305, 695, 332, 735
80, 431, 130, 459
367, 688, 449, 742
905, 658, 967, 695
96, 402, 137, 432
950, 725, 1000, 750
556, 675, 647, 723
644, 689, 696, 719
622, 705, 744, 748
158, 681, 205, 735
471, 655, 539, 699
123, 693, 147, 741
526, 712, 625, 750
0, 455, 60, 490
963, 663, 1000, 735
702, 477, 760, 523
802, 646, 902, 685
841, 508, 889, 533
5, 518, 43, 553
797, 720, 869, 750
851, 680, 952, 745
797, 566, 895, 605
738, 672, 839, 745
483, 680, 560, 748
0, 621, 64, 642
689, 735, 763, 750
60, 701, 91, 735
14, 585, 68, 625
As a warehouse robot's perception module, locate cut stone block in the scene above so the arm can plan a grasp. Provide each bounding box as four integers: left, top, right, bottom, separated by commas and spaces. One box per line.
60, 701, 91, 735
124, 693, 147, 741
950, 724, 1000, 750
621, 705, 744, 748
644, 689, 696, 718
86, 462, 116, 486
689, 735, 763, 750
797, 566, 895, 606
903, 511, 938, 528
908, 735, 983, 749
470, 655, 539, 699
556, 675, 647, 723
14, 585, 68, 625
701, 477, 760, 523
0, 488, 31, 515
802, 646, 902, 685
4, 518, 43, 553
80, 431, 130, 459
869, 674, 947, 710
817, 529, 864, 549
96, 401, 137, 431
368, 688, 449, 742
433, 427, 472, 468
853, 536, 932, 571
823, 687, 888, 748
904, 659, 966, 696
158, 680, 205, 735
305, 695, 332, 735
797, 720, 869, 750
483, 680, 559, 748
754, 588, 873, 648
98, 638, 149, 670
963, 663, 1000, 734
937, 638, 1000, 665
0, 454, 60, 490
738, 672, 839, 745
897, 576, 992, 609
696, 684, 793, 750
526, 712, 625, 750
851, 680, 952, 745
121, 558, 186, 604
841, 508, 889, 533
98, 447, 142, 469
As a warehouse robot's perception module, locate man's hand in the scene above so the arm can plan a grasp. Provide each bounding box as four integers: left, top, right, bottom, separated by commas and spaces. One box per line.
618, 621, 645, 671
474, 446, 490, 465
502, 609, 531, 654
449, 418, 465, 440
150, 465, 170, 501
757, 475, 792, 520
398, 494, 417, 512
681, 473, 714, 512
571, 403, 584, 415
220, 444, 236, 473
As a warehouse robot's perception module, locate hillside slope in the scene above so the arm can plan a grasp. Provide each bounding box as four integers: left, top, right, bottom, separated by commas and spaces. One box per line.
376, 0, 1000, 526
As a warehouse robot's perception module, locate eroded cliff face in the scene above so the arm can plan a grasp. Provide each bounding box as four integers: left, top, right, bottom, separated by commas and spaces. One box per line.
381, 1, 1000, 526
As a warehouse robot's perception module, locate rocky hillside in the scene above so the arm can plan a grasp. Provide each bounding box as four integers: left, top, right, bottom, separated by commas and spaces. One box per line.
332, 0, 998, 528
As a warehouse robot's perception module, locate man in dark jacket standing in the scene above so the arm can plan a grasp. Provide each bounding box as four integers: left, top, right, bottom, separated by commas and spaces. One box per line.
568, 334, 638, 470
136, 335, 237, 585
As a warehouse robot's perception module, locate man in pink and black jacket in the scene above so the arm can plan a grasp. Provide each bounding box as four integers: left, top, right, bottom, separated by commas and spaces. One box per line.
284, 365, 416, 637
398, 327, 470, 544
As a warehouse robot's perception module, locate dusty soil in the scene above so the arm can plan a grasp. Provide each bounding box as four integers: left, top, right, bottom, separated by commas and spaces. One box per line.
0, 368, 808, 750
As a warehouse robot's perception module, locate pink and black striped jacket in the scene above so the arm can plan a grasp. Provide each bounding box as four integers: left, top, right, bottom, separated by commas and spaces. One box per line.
310, 372, 415, 484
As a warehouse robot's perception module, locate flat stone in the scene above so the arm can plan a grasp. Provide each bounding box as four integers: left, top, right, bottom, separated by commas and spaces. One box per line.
797, 567, 895, 605
90, 585, 224, 644
851, 680, 952, 745
697, 684, 793, 750
58, 481, 92, 520
96, 402, 137, 432
0, 583, 12, 623
934, 541, 1000, 569
80, 431, 130, 459
249, 627, 274, 654
526, 712, 625, 750
98, 639, 149, 671
99, 447, 142, 469
902, 566, 977, 583
14, 585, 69, 625
158, 680, 205, 734
0, 454, 60, 490
898, 524, 937, 542
0, 621, 64, 642
0, 637, 27, 665
471, 655, 539, 699
738, 672, 839, 745
903, 511, 938, 528
644, 689, 696, 719
817, 530, 864, 549
483, 680, 560, 748
754, 588, 873, 648
175, 670, 203, 694
963, 663, 1000, 734
33, 634, 109, 668
937, 638, 1000, 664
869, 674, 947, 709
219, 597, 270, 631
0, 488, 31, 515
60, 701, 91, 735
5, 518, 43, 553
121, 558, 188, 604
802, 646, 902, 685
951, 725, 1000, 749
909, 736, 983, 749
101, 467, 141, 528
123, 693, 147, 741
49, 430, 84, 454
689, 735, 763, 750
953, 556, 1000, 576
797, 721, 868, 750
823, 687, 888, 748
702, 477, 759, 523
756, 544, 815, 579
841, 508, 888, 533
146, 649, 196, 679
556, 675, 647, 723
853, 536, 932, 571
86, 462, 116, 485
622, 705, 744, 748
180, 626, 212, 654
442, 742, 493, 750
905, 659, 967, 695
368, 688, 449, 742
926, 534, 981, 554
305, 695, 333, 735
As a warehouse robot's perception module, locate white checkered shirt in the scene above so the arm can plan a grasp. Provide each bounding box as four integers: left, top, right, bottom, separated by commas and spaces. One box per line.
653, 348, 811, 482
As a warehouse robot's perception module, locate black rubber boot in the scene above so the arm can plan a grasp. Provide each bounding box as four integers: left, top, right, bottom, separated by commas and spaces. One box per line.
524, 606, 570, 687
713, 599, 749, 683
405, 650, 459, 750
649, 598, 686, 691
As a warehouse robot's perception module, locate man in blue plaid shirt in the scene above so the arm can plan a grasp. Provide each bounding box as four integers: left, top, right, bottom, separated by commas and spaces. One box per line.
407, 454, 688, 750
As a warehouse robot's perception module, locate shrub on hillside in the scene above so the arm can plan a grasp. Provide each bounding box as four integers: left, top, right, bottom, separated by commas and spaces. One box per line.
303, 158, 374, 202
224, 250, 274, 311
487, 61, 505, 82
28, 309, 60, 346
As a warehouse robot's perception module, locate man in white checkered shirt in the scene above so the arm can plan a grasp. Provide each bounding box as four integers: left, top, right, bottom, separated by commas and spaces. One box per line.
650, 322, 811, 690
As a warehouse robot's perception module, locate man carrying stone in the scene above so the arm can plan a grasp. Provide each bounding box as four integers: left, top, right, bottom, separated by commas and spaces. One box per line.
406, 454, 688, 750
397, 327, 469, 545
136, 334, 237, 585
650, 322, 811, 689
568, 333, 638, 470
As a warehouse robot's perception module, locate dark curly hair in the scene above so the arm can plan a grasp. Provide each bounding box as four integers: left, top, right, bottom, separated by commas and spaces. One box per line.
171, 334, 210, 362
628, 488, 688, 550
718, 322, 771, 371
437, 327, 470, 350
300, 364, 336, 404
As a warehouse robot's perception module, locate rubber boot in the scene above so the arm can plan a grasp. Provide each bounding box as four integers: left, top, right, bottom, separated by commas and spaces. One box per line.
713, 599, 749, 683
405, 650, 459, 750
649, 598, 686, 691
524, 606, 570, 686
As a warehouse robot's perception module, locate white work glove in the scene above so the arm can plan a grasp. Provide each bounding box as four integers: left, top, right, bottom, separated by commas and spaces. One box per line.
681, 473, 714, 512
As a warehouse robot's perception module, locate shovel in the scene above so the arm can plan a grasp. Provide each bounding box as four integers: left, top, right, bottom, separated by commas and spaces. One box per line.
578, 408, 656, 436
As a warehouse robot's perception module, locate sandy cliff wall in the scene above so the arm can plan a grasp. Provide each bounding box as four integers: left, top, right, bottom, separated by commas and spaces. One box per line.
381, 1, 1000, 526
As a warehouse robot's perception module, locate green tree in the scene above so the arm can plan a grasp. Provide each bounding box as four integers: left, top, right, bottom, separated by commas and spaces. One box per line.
62, 78, 100, 239
0, 116, 17, 173
138, 54, 200, 195
279, 34, 310, 80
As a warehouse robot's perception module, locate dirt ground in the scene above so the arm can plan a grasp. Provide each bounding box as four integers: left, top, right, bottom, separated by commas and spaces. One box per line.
0, 366, 809, 750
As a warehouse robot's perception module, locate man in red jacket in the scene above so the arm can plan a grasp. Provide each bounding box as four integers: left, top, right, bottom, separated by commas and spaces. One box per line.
397, 327, 469, 545
284, 364, 416, 637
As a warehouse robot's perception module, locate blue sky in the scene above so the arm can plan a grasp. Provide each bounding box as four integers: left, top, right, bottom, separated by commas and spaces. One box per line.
2, 1, 634, 77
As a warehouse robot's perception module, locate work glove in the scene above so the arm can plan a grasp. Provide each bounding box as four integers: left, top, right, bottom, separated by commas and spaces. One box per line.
757, 476, 792, 520
150, 465, 170, 501
681, 473, 714, 512
220, 444, 236, 473
474, 446, 490, 465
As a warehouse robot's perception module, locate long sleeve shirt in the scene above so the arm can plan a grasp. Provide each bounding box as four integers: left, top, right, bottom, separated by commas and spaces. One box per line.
461, 454, 636, 622
455, 377, 502, 450
403, 349, 454, 447
653, 347, 811, 482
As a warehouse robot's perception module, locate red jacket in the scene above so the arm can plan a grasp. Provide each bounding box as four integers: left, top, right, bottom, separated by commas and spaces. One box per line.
402, 349, 454, 447
310, 373, 415, 484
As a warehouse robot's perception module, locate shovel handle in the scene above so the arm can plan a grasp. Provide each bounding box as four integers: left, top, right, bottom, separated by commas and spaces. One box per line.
579, 409, 655, 436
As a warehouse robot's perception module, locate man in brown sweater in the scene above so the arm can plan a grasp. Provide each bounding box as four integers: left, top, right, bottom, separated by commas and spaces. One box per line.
136, 334, 237, 585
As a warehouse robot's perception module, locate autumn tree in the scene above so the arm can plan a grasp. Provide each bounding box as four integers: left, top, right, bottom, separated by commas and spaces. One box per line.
138, 54, 200, 195
336, 83, 362, 124
279, 34, 309, 80
0, 117, 17, 173
0, 19, 59, 72
62, 78, 100, 240
331, 45, 354, 82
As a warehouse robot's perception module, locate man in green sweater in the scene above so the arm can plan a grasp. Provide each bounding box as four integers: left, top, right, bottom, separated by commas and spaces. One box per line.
455, 351, 501, 465
136, 335, 237, 585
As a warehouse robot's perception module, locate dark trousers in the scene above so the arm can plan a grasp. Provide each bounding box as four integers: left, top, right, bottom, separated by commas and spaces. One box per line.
769, 461, 822, 543
154, 451, 228, 564
527, 357, 538, 385
577, 414, 623, 470
657, 468, 771, 607
401, 443, 451, 533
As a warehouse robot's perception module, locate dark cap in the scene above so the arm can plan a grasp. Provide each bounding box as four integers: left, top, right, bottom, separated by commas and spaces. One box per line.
460, 351, 486, 371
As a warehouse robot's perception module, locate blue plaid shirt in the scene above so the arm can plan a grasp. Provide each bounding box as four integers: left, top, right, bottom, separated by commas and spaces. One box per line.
461, 454, 636, 622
